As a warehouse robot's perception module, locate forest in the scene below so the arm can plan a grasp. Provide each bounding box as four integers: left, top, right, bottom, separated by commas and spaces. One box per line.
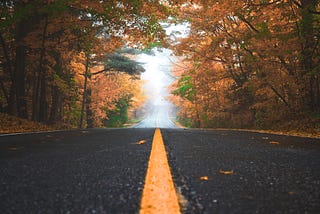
170, 0, 320, 133
0, 0, 172, 129
0, 0, 319, 134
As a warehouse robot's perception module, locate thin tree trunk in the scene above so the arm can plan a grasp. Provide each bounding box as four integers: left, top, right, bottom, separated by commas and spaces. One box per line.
268, 83, 291, 109
39, 72, 48, 122
86, 86, 94, 128
49, 85, 62, 123
14, 21, 28, 119
300, 0, 316, 111
0, 32, 15, 114
316, 76, 320, 111
49, 51, 63, 123
33, 16, 49, 121
79, 54, 90, 128
49, 52, 63, 123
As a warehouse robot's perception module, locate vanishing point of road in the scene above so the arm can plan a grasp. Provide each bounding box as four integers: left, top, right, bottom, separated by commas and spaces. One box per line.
1, 106, 319, 213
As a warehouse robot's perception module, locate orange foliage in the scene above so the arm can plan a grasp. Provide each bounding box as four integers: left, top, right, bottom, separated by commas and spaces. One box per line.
171, 0, 320, 130
90, 71, 145, 126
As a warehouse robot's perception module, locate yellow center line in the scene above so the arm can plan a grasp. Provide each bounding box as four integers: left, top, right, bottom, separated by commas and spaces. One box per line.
139, 128, 181, 214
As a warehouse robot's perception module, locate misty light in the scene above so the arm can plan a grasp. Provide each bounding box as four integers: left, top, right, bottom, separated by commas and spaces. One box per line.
134, 21, 190, 128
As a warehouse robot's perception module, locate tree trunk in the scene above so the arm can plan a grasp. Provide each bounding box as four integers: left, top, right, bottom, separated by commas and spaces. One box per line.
0, 32, 15, 115
316, 76, 320, 111
14, 21, 28, 119
79, 54, 90, 128
39, 72, 48, 122
300, 0, 316, 111
49, 51, 63, 124
86, 87, 94, 128
32, 16, 49, 122
49, 85, 62, 123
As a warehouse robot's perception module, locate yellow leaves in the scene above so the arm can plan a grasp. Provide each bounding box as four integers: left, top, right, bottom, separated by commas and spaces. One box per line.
270, 141, 280, 145
0, 113, 55, 134
199, 169, 235, 182
90, 69, 145, 126
219, 169, 234, 175
199, 176, 209, 181
136, 140, 146, 145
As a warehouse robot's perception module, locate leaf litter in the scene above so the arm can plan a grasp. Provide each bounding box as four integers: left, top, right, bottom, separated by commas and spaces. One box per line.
219, 169, 234, 175
136, 140, 146, 145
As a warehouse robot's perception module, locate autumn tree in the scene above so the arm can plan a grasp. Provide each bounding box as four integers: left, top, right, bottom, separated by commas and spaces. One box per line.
1, 0, 180, 128
172, 0, 320, 130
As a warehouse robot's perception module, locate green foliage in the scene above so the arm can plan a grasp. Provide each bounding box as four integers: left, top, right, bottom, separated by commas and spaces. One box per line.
173, 76, 195, 101
0, 0, 69, 29
106, 53, 145, 75
144, 41, 163, 51
39, 0, 69, 16
103, 95, 132, 127
255, 22, 271, 39
141, 42, 164, 55
146, 15, 164, 36
65, 100, 82, 127
177, 115, 193, 128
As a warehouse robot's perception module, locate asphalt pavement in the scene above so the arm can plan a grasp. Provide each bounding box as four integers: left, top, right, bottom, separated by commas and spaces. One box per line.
0, 129, 154, 213
1, 128, 319, 213
162, 128, 320, 214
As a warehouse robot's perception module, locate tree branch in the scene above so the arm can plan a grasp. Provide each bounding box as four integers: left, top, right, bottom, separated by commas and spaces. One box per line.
236, 14, 260, 33
91, 68, 110, 75
267, 82, 291, 109
248, 0, 282, 7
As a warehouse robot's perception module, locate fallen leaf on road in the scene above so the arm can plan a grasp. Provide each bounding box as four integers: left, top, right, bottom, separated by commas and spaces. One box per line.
136, 140, 146, 145
8, 147, 24, 151
219, 169, 234, 175
199, 176, 209, 181
270, 141, 280, 145
288, 191, 296, 195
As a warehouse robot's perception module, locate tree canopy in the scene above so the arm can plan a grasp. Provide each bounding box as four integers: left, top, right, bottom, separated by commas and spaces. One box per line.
170, 0, 320, 131
1, 0, 319, 132
0, 0, 179, 128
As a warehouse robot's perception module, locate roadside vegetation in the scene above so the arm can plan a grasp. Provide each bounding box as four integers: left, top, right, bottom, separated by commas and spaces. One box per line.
170, 1, 320, 136
0, 0, 168, 129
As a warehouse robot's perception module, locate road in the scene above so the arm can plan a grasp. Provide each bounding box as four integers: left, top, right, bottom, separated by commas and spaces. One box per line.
162, 129, 320, 213
1, 119, 320, 213
133, 99, 177, 128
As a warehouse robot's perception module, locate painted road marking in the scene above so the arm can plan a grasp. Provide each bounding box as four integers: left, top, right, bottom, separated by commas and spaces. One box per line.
139, 128, 181, 214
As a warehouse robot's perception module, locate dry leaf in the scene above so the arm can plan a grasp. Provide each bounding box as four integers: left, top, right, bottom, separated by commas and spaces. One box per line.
136, 140, 146, 145
288, 191, 296, 195
270, 141, 280, 145
8, 147, 24, 151
219, 169, 234, 175
200, 176, 209, 181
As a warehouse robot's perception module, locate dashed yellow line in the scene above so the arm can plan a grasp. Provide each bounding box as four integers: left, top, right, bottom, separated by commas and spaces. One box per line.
139, 128, 181, 214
